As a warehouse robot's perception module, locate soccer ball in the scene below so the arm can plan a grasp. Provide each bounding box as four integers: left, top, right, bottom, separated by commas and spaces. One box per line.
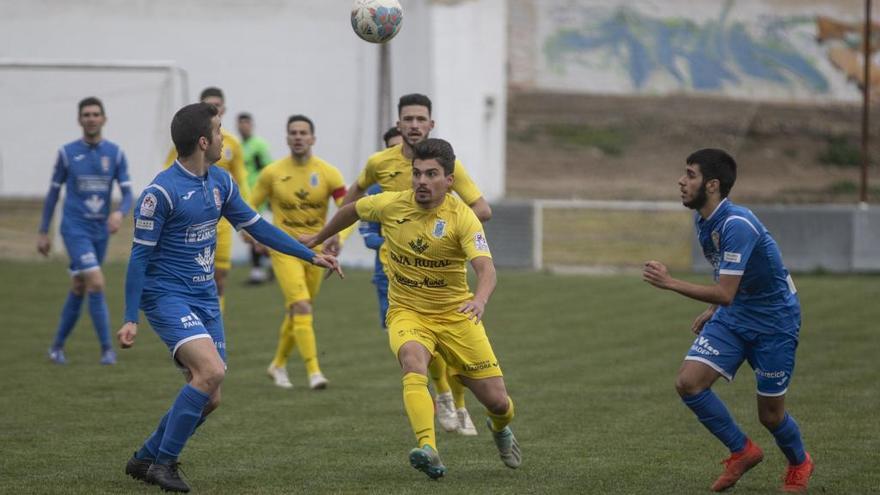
351, 0, 403, 44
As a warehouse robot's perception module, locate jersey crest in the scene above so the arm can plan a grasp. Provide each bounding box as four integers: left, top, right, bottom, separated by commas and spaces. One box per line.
432, 219, 446, 238
310, 172, 319, 187
101, 155, 111, 172
213, 187, 222, 210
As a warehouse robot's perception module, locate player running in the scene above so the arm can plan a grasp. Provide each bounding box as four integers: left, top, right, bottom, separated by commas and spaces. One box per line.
643, 149, 813, 493
307, 138, 520, 479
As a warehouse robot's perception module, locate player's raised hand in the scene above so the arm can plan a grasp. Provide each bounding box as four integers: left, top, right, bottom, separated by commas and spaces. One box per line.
117, 322, 138, 348
107, 211, 124, 234
36, 233, 51, 257
643, 260, 672, 289
312, 253, 344, 279
458, 299, 487, 324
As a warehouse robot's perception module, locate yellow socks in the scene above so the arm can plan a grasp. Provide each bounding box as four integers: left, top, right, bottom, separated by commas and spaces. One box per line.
219, 295, 225, 314
271, 314, 295, 368
402, 372, 436, 450
487, 396, 515, 432
293, 313, 319, 375
428, 355, 450, 394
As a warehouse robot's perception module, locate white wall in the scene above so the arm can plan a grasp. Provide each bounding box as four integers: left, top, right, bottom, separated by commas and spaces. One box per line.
0, 0, 506, 265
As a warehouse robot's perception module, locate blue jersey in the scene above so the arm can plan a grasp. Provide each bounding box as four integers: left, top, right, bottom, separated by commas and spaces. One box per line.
40, 139, 132, 238
125, 161, 316, 323
697, 199, 801, 334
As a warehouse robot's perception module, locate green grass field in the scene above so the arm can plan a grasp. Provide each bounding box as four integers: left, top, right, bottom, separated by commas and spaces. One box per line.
1, 261, 878, 494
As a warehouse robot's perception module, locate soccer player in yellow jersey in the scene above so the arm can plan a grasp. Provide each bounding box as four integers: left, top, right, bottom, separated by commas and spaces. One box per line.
249, 115, 347, 390
163, 87, 248, 313
341, 93, 487, 436
308, 138, 521, 479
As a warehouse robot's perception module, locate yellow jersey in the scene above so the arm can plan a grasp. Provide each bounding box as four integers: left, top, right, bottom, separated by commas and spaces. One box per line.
163, 129, 249, 199
355, 190, 492, 315
250, 155, 347, 238
356, 144, 483, 204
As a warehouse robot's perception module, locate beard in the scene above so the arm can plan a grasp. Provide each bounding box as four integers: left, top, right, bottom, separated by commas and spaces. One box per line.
683, 183, 708, 210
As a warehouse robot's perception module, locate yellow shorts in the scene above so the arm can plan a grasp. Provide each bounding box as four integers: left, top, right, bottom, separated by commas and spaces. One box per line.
271, 250, 323, 305
215, 218, 233, 271
387, 307, 503, 380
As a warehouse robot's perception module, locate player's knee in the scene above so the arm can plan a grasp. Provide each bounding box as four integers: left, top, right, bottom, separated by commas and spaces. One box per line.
485, 395, 510, 415
197, 365, 226, 392
675, 375, 704, 397
71, 277, 86, 296
758, 408, 785, 430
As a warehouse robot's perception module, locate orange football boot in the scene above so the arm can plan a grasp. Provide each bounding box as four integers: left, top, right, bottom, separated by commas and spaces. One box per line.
710, 438, 764, 492
781, 452, 814, 493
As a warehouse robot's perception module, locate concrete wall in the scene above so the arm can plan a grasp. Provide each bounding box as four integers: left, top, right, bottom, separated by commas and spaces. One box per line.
0, 0, 506, 267
692, 204, 880, 273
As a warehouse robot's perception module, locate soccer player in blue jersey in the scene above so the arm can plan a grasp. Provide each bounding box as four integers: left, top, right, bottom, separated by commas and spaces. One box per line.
117, 102, 341, 493
643, 149, 814, 493
38, 97, 133, 365
358, 127, 403, 329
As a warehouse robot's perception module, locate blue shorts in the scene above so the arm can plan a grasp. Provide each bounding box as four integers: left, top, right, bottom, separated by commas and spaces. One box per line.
373, 268, 388, 329
142, 296, 226, 370
685, 320, 798, 397
62, 233, 108, 275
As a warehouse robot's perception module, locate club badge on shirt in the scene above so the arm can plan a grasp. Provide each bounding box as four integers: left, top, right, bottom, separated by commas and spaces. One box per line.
432, 219, 447, 238
101, 156, 111, 172
310, 172, 319, 187
213, 187, 222, 210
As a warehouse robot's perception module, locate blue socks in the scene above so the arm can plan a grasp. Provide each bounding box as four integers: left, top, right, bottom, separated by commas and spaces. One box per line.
51, 291, 84, 349
155, 384, 211, 465
136, 410, 170, 460
771, 413, 807, 465
136, 411, 210, 461
682, 389, 747, 453
87, 291, 111, 351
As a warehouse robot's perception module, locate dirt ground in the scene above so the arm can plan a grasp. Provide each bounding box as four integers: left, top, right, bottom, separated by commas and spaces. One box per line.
506, 91, 880, 203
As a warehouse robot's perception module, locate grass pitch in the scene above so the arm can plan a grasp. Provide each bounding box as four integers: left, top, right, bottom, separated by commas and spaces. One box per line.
0, 261, 878, 494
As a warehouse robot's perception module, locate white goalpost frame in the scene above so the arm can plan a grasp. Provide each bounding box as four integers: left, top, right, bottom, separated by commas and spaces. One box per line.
0, 58, 189, 255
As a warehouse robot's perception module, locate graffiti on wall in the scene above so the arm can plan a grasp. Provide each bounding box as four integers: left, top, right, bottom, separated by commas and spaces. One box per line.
516, 0, 875, 102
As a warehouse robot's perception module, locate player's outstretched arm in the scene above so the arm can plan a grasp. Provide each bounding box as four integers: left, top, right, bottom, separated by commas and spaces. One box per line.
459, 256, 497, 324
302, 203, 361, 249
642, 260, 741, 306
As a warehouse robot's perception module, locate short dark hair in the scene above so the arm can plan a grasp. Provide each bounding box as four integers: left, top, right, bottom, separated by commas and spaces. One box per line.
171, 102, 219, 158
397, 93, 432, 116
237, 112, 252, 121
383, 126, 401, 147
78, 97, 104, 116
687, 148, 737, 198
287, 114, 314, 134
412, 138, 455, 175
199, 87, 224, 102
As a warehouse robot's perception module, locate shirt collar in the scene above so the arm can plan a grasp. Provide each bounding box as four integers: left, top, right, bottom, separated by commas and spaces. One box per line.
703, 198, 729, 223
